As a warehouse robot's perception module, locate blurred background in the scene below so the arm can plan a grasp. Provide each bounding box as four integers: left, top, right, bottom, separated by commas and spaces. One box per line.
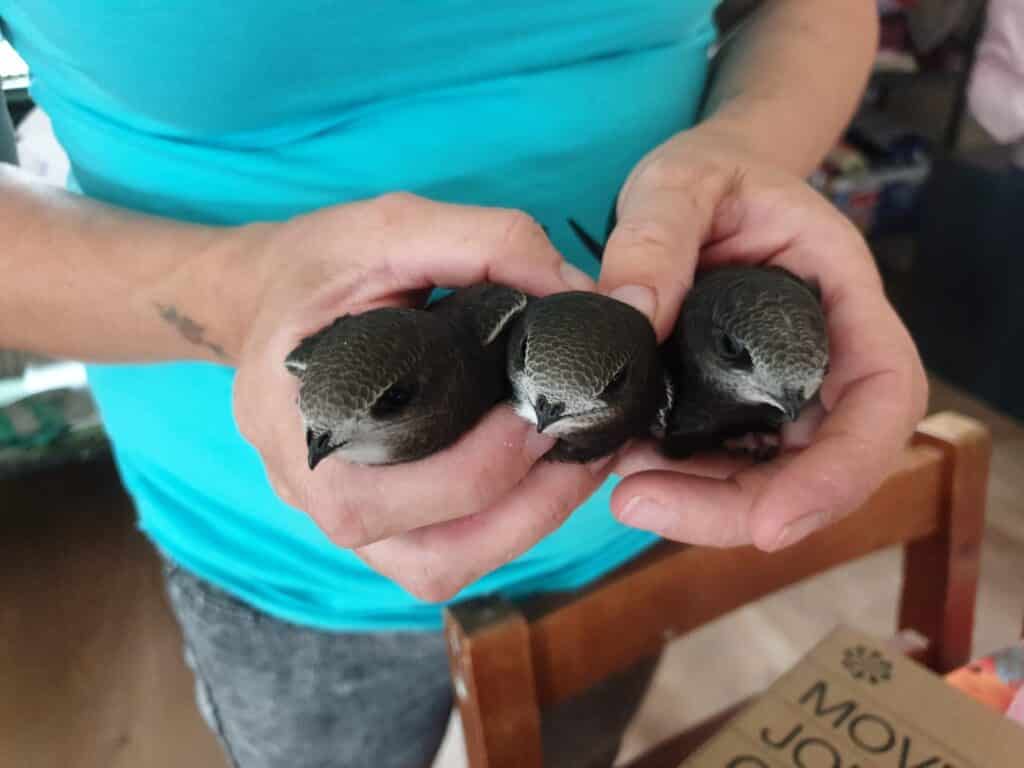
3, 1, 1022, 767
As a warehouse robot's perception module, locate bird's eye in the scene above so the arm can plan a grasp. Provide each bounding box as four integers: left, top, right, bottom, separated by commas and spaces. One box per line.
371, 381, 417, 418
714, 330, 753, 369
601, 366, 629, 397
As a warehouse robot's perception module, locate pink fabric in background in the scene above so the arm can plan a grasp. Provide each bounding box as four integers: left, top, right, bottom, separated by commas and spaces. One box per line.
968, 0, 1024, 143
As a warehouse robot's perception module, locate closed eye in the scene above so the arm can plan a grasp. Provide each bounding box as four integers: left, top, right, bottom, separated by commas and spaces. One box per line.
714, 329, 753, 370
371, 381, 418, 418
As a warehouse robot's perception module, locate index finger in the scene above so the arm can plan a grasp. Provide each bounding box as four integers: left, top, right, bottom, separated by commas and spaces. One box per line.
296, 405, 565, 548
382, 198, 596, 298
354, 454, 611, 602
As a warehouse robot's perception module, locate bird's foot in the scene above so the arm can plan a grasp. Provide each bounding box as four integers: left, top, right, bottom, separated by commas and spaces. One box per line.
721, 432, 781, 462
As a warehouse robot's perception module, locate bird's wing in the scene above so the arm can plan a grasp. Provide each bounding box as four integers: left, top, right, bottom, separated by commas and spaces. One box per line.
434, 284, 530, 347
667, 394, 720, 437
567, 218, 605, 261
659, 392, 724, 459
474, 286, 531, 346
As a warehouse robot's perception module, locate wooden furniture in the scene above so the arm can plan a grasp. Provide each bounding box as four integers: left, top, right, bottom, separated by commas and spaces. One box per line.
443, 411, 992, 768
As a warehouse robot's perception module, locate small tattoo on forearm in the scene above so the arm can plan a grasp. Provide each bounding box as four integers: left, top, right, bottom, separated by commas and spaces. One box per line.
155, 303, 226, 358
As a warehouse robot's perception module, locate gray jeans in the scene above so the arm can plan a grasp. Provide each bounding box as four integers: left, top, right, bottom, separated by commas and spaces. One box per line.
162, 559, 658, 768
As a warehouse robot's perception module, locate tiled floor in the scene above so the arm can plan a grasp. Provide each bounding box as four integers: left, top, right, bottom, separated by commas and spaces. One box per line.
1, 377, 1021, 768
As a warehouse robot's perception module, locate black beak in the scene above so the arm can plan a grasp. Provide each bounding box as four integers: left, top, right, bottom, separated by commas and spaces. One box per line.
306, 429, 338, 470
534, 396, 566, 433
778, 389, 805, 422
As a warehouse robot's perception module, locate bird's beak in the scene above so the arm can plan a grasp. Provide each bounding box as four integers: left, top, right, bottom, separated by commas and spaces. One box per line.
773, 389, 805, 422
307, 429, 342, 470
533, 397, 566, 434
536, 413, 561, 433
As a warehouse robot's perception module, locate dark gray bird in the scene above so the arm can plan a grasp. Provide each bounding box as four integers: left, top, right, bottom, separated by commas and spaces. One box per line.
284, 284, 529, 468
507, 291, 667, 463
660, 265, 829, 460
566, 218, 829, 459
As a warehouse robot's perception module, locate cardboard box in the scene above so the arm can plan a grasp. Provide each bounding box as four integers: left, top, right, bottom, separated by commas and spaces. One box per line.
679, 626, 1024, 767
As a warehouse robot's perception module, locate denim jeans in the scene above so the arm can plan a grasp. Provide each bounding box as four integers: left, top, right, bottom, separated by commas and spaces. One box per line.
162, 559, 658, 768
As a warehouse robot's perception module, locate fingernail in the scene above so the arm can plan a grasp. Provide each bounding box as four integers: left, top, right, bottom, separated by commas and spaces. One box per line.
560, 261, 596, 291
773, 510, 827, 550
524, 429, 556, 461
609, 284, 656, 322
620, 496, 673, 533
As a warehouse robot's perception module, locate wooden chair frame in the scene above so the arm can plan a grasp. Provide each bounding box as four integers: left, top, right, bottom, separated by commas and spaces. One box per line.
443, 412, 992, 768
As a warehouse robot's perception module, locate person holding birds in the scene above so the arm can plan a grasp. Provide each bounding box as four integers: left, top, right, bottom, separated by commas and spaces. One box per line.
0, 1, 926, 767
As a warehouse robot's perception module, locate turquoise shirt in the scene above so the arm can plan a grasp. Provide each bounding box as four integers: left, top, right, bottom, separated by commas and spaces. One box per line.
2, 2, 718, 630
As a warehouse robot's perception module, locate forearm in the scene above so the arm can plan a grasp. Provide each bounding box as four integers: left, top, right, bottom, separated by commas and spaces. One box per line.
0, 163, 256, 364
699, 0, 879, 177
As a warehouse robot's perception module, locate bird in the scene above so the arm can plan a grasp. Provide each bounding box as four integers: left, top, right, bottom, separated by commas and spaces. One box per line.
565, 217, 829, 460
506, 291, 668, 463
284, 283, 529, 468
659, 264, 829, 460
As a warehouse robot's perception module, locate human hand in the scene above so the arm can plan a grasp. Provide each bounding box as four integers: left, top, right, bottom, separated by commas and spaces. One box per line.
227, 193, 608, 600
598, 125, 928, 551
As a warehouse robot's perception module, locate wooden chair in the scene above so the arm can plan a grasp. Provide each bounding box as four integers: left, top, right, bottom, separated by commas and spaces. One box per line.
443, 411, 992, 767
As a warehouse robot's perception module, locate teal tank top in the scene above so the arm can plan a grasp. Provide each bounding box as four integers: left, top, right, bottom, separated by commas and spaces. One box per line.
1, 1, 718, 630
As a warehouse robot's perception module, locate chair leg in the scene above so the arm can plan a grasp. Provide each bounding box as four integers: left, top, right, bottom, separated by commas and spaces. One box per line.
444, 597, 544, 768
899, 412, 991, 673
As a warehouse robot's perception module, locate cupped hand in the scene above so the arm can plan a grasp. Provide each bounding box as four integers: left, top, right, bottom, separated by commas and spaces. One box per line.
227, 193, 607, 601
599, 126, 928, 551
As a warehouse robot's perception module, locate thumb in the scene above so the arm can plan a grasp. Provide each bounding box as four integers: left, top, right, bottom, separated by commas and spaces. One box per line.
596, 173, 722, 340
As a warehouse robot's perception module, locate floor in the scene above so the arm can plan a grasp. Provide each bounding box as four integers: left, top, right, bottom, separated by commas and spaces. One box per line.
1, 377, 1021, 768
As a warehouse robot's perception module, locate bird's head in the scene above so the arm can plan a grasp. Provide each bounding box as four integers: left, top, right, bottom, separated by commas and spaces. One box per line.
285, 309, 452, 468
688, 266, 829, 421
508, 292, 660, 438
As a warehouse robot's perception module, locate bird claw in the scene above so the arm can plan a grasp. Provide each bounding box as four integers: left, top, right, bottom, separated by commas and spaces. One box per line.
722, 432, 781, 462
